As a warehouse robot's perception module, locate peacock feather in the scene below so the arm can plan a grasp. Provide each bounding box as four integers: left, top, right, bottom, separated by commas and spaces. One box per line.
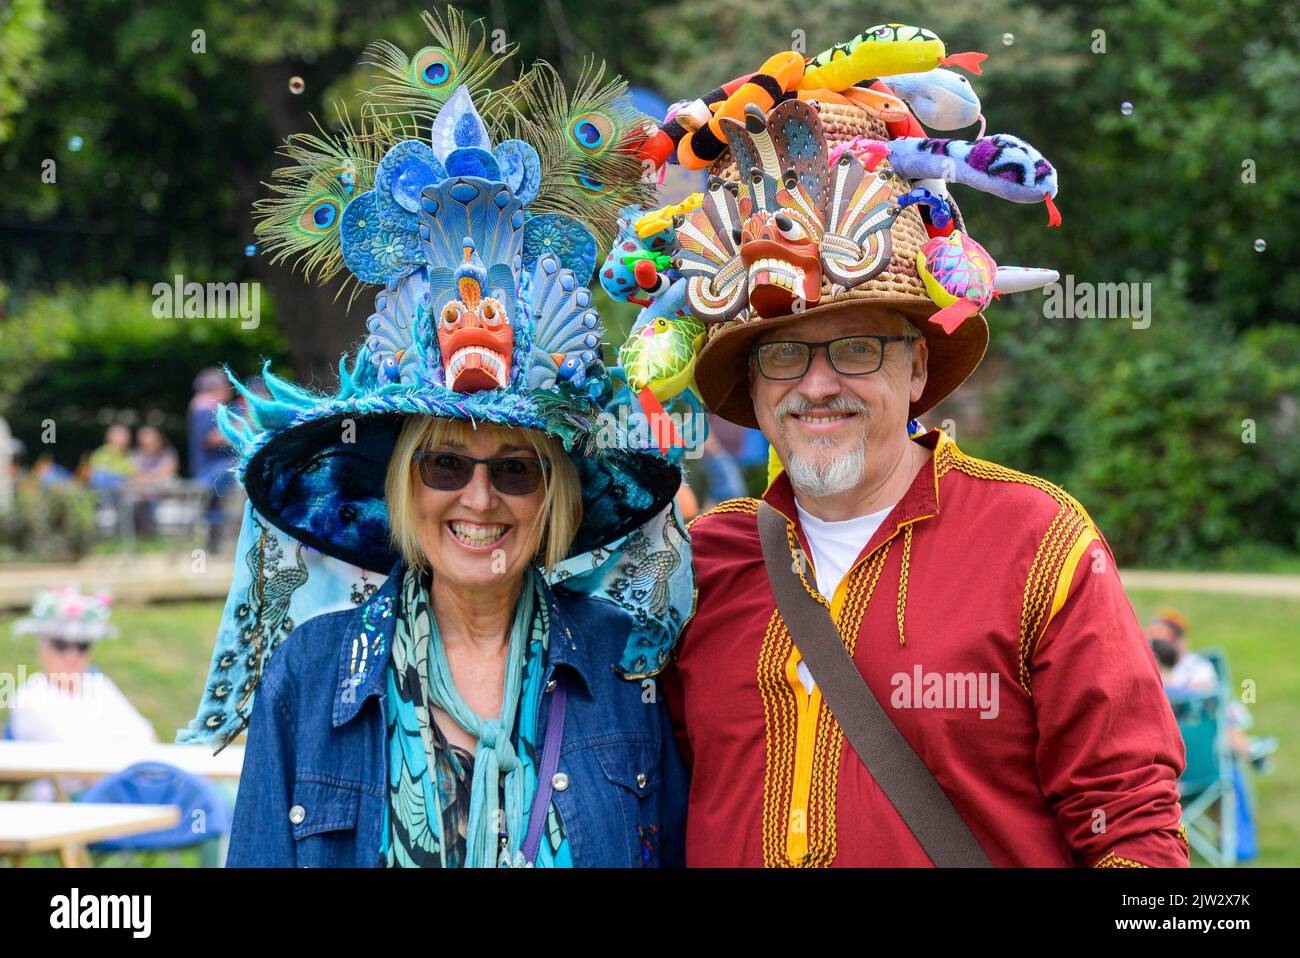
506, 60, 656, 251
251, 106, 396, 293
361, 7, 524, 131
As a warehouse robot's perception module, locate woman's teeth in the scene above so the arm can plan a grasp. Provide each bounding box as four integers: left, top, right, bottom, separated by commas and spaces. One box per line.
448, 521, 508, 546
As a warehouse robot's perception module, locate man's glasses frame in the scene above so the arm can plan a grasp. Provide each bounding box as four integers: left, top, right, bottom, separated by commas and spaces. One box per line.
412, 451, 551, 496
752, 335, 918, 380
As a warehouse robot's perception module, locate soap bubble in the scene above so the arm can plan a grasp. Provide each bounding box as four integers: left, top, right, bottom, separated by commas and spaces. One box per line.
288, 76, 305, 95
67, 135, 84, 152
1120, 101, 1134, 116
244, 244, 257, 257
1253, 238, 1267, 253
1001, 33, 1015, 46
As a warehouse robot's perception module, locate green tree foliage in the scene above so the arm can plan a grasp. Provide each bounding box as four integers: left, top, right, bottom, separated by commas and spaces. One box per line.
0, 282, 287, 471
1, 0, 1295, 566
0, 0, 46, 144
976, 277, 1300, 567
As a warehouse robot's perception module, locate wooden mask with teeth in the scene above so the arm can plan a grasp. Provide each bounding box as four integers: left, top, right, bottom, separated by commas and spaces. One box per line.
437, 240, 514, 392
675, 99, 899, 322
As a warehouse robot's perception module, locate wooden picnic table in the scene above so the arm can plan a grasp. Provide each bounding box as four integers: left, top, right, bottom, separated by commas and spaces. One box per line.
0, 801, 181, 867
0, 741, 245, 800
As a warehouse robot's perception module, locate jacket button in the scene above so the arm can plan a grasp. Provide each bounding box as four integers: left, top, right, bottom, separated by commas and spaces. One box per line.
636, 772, 647, 789
289, 804, 306, 825
551, 772, 569, 791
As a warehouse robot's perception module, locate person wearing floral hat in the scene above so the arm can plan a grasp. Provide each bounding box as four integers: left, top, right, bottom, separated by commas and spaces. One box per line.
650, 26, 1189, 867
8, 585, 157, 801
179, 10, 693, 869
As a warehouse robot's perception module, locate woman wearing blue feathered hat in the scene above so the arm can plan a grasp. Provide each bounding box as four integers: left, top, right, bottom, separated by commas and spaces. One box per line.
178, 10, 692, 868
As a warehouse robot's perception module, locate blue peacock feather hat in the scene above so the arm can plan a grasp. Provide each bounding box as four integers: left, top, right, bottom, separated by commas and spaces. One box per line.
179, 10, 695, 750
221, 19, 675, 574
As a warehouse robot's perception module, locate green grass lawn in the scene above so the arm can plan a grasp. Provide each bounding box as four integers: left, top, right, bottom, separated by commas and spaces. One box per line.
1, 589, 1296, 867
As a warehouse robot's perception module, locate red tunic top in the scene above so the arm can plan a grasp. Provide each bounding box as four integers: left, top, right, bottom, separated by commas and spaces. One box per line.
663, 429, 1189, 867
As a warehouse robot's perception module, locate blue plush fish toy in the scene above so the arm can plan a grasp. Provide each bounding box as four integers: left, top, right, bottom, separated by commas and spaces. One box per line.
882, 68, 983, 132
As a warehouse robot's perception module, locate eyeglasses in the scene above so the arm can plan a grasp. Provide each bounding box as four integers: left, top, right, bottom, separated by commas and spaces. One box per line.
48, 638, 92, 654
752, 335, 918, 380
412, 451, 551, 496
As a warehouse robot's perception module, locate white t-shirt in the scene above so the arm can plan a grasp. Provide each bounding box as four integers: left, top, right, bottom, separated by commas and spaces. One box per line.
9, 670, 157, 800
1167, 651, 1219, 694
792, 500, 897, 694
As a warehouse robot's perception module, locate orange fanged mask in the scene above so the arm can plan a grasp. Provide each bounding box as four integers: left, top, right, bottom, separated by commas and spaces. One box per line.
739, 210, 822, 318
438, 242, 514, 392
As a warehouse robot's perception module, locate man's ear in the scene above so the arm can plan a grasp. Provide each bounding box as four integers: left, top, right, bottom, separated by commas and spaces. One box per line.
910, 336, 929, 404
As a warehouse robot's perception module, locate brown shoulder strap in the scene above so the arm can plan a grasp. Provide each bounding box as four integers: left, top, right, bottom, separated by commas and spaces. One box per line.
756, 501, 992, 867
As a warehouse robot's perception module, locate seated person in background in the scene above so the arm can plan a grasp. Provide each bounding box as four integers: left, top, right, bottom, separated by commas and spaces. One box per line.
86, 423, 136, 492
1148, 608, 1217, 694
1149, 637, 1179, 687
7, 586, 157, 801
1149, 609, 1272, 862
128, 425, 180, 536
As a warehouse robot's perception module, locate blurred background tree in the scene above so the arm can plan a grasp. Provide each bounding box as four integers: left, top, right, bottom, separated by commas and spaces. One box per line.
0, 0, 1296, 567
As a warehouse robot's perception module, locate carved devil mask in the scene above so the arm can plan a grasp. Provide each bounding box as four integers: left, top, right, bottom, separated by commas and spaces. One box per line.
437, 243, 514, 392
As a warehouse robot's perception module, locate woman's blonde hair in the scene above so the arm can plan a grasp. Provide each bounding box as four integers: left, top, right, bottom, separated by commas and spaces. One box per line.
384, 415, 583, 572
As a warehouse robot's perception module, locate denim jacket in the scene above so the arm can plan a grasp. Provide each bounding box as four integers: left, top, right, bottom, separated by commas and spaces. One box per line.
226, 560, 688, 867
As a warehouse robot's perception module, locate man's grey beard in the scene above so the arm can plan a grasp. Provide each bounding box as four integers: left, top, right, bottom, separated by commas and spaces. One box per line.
774, 393, 871, 498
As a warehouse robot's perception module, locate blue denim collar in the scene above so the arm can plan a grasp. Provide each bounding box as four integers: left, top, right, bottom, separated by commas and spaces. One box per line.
331, 559, 593, 728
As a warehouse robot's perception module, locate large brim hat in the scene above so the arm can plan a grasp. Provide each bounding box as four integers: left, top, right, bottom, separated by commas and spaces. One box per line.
680, 99, 988, 429
219, 19, 681, 573
14, 585, 118, 643
238, 401, 680, 574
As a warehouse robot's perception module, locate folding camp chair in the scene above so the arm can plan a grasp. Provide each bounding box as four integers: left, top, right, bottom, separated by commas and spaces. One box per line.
78, 761, 233, 867
1170, 647, 1236, 867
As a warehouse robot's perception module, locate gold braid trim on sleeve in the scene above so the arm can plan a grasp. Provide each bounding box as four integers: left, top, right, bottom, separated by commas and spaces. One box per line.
686, 496, 760, 532
1094, 850, 1149, 868
937, 445, 1095, 695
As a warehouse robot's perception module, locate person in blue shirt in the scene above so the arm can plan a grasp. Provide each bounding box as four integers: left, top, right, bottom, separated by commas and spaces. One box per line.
187, 368, 237, 552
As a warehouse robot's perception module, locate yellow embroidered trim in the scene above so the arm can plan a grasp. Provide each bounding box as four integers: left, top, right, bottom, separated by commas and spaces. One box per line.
896, 523, 913, 646
758, 537, 891, 868
936, 442, 1094, 694
687, 496, 760, 532
757, 608, 797, 865
1035, 524, 1100, 656
1176, 822, 1190, 852
1094, 850, 1148, 868
936, 443, 1094, 525
786, 516, 832, 612
1017, 508, 1088, 692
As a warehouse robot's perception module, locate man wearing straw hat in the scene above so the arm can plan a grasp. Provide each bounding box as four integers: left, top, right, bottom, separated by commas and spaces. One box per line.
659, 91, 1189, 867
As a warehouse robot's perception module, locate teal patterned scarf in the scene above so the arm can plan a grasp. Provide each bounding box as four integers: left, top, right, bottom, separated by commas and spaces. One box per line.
381, 563, 571, 867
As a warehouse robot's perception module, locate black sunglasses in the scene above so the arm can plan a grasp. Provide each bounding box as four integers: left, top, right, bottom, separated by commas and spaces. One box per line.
412, 451, 551, 496
752, 335, 918, 380
48, 638, 92, 654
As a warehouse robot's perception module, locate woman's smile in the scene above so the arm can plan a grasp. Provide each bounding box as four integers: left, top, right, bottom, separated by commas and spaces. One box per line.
445, 519, 512, 551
